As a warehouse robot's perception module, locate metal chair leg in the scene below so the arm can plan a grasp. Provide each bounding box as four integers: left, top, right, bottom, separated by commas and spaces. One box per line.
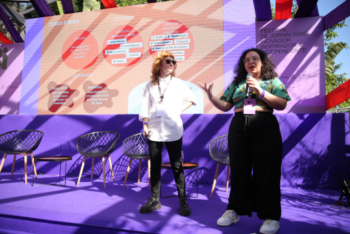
91, 157, 95, 181
108, 155, 115, 183
77, 156, 86, 187
138, 159, 141, 183
24, 155, 27, 184
123, 158, 132, 188
11, 154, 16, 179
226, 164, 230, 193
102, 156, 106, 188
148, 158, 151, 192
30, 153, 38, 179
210, 163, 221, 198
0, 153, 7, 172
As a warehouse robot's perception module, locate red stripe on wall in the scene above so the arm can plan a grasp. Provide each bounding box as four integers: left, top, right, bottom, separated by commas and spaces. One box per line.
101, 0, 117, 8
275, 0, 293, 20
0, 31, 13, 44
326, 79, 350, 110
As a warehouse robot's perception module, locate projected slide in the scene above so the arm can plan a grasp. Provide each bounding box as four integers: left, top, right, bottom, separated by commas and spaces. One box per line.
16, 0, 324, 115
20, 0, 226, 115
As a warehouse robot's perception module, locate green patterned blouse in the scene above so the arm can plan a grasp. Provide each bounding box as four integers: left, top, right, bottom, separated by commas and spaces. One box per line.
220, 77, 291, 110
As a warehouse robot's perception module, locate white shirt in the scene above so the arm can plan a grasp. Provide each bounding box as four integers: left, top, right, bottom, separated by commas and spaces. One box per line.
139, 75, 197, 142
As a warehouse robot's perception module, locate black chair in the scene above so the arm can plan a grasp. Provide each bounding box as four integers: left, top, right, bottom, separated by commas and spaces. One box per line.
76, 131, 120, 188
209, 134, 230, 198
122, 133, 150, 191
0, 130, 44, 184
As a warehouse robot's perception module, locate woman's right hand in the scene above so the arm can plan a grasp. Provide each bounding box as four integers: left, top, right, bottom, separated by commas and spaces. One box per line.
143, 124, 151, 138
198, 82, 214, 101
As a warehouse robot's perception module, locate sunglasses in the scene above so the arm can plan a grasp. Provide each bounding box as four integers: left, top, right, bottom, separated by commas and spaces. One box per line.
165, 59, 177, 65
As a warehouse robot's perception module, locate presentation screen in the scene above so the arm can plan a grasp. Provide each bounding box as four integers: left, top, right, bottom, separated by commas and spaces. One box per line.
4, 0, 324, 115
20, 0, 249, 115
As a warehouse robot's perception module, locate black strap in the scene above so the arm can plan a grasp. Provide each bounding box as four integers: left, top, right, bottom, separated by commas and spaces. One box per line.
157, 75, 172, 103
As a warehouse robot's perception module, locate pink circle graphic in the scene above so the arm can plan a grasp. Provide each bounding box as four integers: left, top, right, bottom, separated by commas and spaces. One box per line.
103, 25, 144, 67
148, 20, 194, 63
62, 30, 99, 70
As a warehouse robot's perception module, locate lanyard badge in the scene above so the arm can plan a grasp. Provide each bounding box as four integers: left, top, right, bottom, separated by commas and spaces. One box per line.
156, 76, 172, 117
243, 98, 256, 115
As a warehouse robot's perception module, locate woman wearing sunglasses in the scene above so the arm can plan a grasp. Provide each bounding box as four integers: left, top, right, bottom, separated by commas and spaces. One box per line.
199, 48, 291, 234
139, 50, 197, 216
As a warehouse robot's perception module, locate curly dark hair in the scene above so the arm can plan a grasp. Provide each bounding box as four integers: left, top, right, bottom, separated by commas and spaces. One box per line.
233, 48, 278, 85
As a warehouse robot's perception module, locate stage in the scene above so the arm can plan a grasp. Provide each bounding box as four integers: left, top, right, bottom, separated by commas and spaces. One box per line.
0, 173, 349, 234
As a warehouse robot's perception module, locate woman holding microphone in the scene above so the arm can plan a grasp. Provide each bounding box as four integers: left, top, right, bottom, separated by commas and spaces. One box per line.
199, 48, 291, 234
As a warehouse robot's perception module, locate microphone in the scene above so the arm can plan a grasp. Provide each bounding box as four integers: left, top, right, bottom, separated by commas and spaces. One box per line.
246, 73, 253, 98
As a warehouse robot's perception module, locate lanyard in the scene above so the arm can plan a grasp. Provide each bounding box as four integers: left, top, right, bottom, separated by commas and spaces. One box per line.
157, 75, 172, 103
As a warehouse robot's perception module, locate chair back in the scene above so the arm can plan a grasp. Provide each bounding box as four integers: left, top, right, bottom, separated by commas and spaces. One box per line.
123, 133, 149, 159
209, 134, 230, 165
0, 130, 44, 154
76, 131, 120, 157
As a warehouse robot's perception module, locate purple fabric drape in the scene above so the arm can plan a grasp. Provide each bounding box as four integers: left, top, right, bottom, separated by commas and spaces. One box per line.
30, 0, 54, 17
253, 0, 272, 21
0, 3, 23, 43
323, 0, 350, 31
61, 0, 75, 14
295, 0, 319, 18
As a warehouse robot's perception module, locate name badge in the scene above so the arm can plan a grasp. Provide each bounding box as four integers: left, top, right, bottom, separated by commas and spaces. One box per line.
243, 98, 256, 115
156, 102, 165, 117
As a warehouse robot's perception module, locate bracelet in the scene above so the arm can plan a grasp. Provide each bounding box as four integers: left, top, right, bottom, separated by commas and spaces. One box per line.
143, 122, 148, 125
260, 89, 265, 99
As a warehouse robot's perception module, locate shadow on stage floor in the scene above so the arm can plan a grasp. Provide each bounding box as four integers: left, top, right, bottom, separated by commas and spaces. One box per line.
0, 173, 349, 234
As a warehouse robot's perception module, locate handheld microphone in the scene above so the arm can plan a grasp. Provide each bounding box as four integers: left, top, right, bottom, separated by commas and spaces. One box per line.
246, 73, 253, 98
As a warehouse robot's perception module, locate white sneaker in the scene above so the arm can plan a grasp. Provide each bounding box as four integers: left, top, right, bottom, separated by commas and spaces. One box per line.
216, 210, 239, 226
260, 219, 279, 234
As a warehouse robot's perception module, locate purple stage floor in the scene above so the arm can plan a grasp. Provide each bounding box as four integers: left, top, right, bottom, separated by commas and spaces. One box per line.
0, 173, 349, 234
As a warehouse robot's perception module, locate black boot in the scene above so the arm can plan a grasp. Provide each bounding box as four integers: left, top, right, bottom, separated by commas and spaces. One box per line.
179, 198, 191, 216
140, 197, 161, 213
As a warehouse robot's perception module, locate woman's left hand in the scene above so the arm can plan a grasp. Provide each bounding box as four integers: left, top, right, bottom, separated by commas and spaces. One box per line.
247, 77, 262, 97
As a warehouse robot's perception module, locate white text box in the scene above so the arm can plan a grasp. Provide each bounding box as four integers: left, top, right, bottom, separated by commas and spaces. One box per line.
112, 58, 127, 64
151, 35, 165, 40
152, 44, 190, 51
121, 42, 143, 48
107, 39, 127, 45
175, 56, 185, 61
105, 49, 129, 55
166, 33, 188, 39
175, 39, 190, 44
149, 40, 173, 46
126, 52, 141, 58
170, 50, 185, 55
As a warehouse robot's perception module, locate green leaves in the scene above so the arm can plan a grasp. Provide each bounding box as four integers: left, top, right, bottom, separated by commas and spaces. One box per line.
57, 1, 64, 15
324, 42, 348, 70
325, 43, 349, 110
83, 0, 101, 11
115, 0, 147, 7
324, 20, 347, 46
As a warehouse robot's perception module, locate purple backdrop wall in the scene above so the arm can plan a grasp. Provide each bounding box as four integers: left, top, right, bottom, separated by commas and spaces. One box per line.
0, 113, 349, 189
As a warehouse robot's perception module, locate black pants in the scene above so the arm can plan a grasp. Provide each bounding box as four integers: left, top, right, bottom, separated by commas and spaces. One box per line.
227, 112, 282, 221
148, 137, 185, 199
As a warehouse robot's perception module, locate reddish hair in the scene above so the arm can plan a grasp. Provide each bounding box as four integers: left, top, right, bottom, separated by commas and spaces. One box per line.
151, 51, 176, 84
